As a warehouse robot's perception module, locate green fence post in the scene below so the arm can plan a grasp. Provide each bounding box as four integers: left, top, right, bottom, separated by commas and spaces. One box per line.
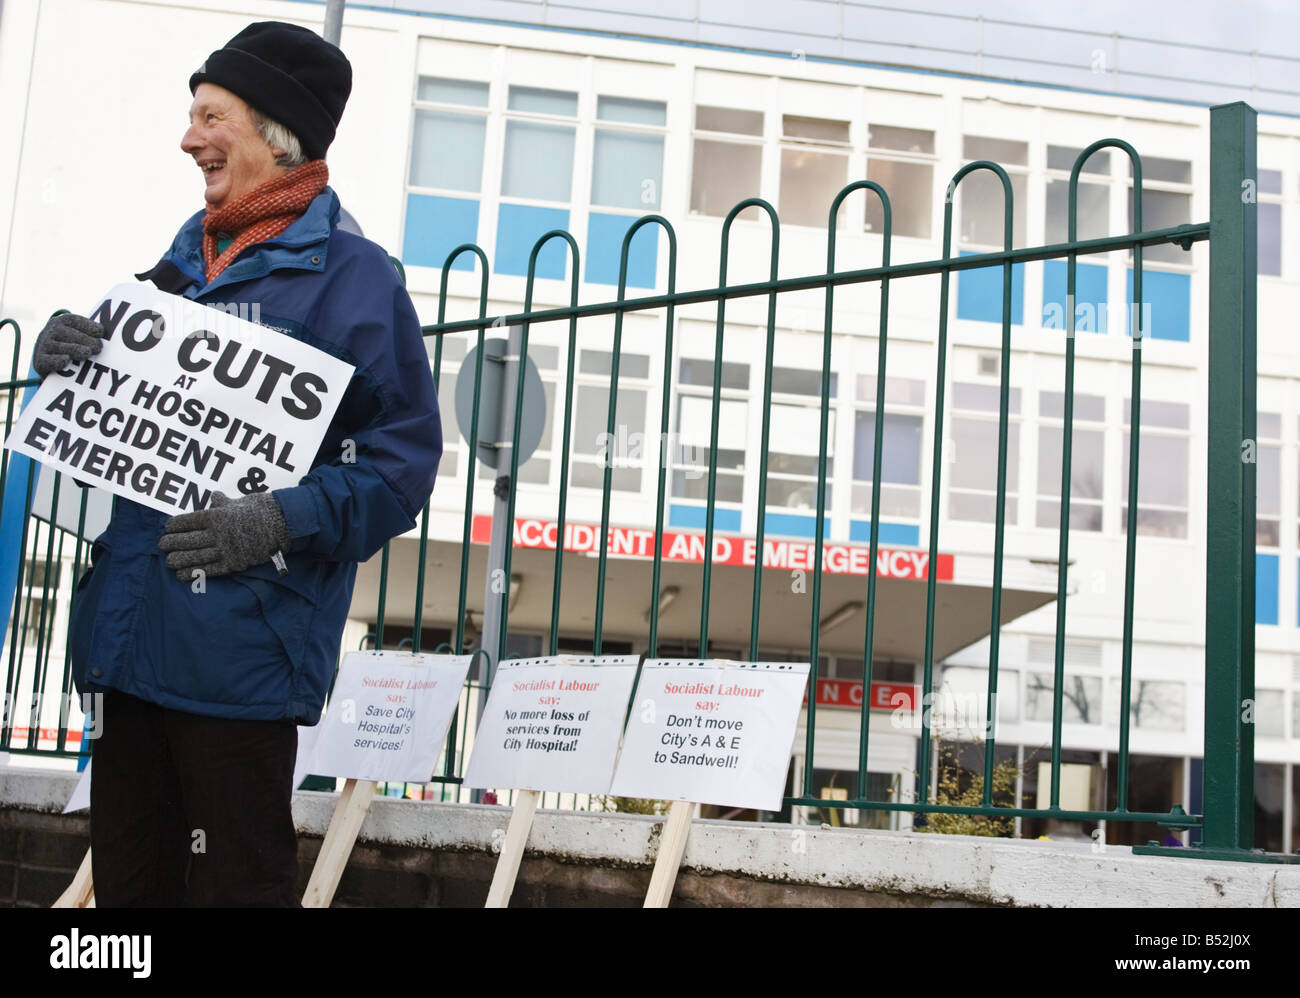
1203, 102, 1257, 852
1136, 101, 1293, 862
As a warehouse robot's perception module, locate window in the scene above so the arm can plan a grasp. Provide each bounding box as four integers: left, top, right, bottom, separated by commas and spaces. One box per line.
1127, 156, 1192, 265
1119, 156, 1193, 341
825, 658, 915, 683
591, 97, 665, 211
960, 136, 1028, 247
1255, 689, 1285, 739
938, 665, 1019, 725
403, 77, 491, 270
1255, 762, 1285, 852
691, 105, 763, 220
24, 558, 63, 592
1127, 680, 1186, 731
494, 86, 580, 278
957, 137, 1029, 324
1258, 411, 1280, 548
405, 72, 668, 284
866, 125, 935, 239
502, 86, 577, 202
877, 660, 915, 683
672, 357, 750, 504
571, 349, 651, 493
810, 768, 892, 828
1046, 144, 1111, 175
1037, 391, 1105, 531
852, 375, 925, 519
1042, 146, 1112, 334
764, 366, 836, 511
1026, 672, 1101, 725
1258, 168, 1282, 277
948, 381, 1021, 524
779, 115, 849, 228
1045, 145, 1110, 243
1122, 398, 1189, 538
409, 77, 489, 192
20, 599, 52, 649
587, 97, 667, 287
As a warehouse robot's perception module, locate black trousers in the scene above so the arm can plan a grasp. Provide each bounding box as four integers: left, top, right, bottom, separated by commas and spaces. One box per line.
89, 690, 300, 907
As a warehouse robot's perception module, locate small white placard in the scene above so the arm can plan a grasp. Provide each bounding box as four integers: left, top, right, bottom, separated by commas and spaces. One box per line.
462, 655, 640, 794
610, 659, 810, 812
33, 464, 112, 538
292, 724, 325, 792
5, 284, 355, 516
308, 651, 473, 783
63, 761, 92, 814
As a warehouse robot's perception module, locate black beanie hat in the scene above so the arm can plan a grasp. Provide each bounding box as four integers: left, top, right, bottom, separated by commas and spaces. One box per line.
189, 21, 352, 160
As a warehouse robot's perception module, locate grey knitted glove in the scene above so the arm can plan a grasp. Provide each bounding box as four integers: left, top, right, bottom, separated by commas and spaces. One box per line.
33, 314, 104, 377
158, 491, 291, 581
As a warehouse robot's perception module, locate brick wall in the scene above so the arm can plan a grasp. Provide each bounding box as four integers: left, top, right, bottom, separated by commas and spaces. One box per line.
2, 804, 977, 908
0, 809, 91, 907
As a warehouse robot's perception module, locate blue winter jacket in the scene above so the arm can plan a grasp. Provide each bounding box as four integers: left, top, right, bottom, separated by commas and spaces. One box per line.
68, 188, 442, 723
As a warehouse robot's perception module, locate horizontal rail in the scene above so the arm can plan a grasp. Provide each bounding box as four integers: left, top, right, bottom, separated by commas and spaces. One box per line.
785, 798, 1200, 824
423, 223, 1209, 335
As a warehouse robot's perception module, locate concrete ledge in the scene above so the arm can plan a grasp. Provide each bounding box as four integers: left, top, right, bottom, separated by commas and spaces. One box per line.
4, 766, 1297, 907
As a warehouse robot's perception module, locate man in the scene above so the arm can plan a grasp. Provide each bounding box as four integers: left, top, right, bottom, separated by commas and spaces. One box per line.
32, 21, 442, 906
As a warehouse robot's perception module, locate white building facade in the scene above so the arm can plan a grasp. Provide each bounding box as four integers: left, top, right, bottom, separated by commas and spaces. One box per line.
1, 0, 1297, 851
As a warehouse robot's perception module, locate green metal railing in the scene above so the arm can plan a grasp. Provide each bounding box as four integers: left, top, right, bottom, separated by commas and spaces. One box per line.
0, 102, 1283, 859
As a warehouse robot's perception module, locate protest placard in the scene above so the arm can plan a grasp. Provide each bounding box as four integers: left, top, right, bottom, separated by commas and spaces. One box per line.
610, 659, 809, 906
464, 654, 640, 908
301, 651, 473, 908
610, 659, 810, 812
5, 284, 355, 515
308, 651, 473, 783
463, 655, 639, 795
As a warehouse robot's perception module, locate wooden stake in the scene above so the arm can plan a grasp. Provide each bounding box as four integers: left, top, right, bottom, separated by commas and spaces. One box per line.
52, 847, 94, 908
642, 800, 693, 908
302, 778, 376, 907
483, 788, 539, 908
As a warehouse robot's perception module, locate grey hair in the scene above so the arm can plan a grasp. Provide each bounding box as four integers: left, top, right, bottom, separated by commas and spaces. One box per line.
248, 108, 307, 168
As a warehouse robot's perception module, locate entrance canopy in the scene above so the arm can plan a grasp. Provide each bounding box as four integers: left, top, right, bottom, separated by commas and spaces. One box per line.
352, 515, 1066, 663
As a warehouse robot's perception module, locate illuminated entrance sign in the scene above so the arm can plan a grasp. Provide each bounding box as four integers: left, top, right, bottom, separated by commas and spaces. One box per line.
469, 515, 954, 582
810, 678, 916, 711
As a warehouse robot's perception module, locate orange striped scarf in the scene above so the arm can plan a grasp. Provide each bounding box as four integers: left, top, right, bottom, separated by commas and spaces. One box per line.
202, 160, 329, 283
